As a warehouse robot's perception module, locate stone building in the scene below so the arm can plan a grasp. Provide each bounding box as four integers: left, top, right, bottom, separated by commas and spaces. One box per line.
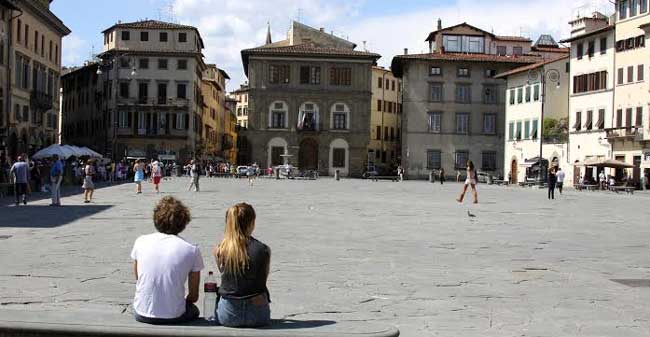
369, 66, 401, 168
560, 12, 616, 186
223, 95, 237, 164
240, 21, 379, 177
609, 0, 650, 186
200, 64, 230, 162
96, 20, 206, 162
1, 0, 70, 161
232, 83, 249, 129
391, 21, 540, 179
497, 55, 570, 184
61, 62, 107, 152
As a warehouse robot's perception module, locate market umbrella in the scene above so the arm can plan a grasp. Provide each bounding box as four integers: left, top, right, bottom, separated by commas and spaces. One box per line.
591, 159, 635, 169
32, 144, 76, 159
80, 146, 103, 158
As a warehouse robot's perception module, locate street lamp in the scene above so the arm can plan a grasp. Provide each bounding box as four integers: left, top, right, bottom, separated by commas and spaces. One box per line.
527, 68, 561, 184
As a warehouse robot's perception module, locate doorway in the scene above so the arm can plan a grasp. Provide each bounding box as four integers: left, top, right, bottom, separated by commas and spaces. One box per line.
299, 138, 319, 170
510, 159, 518, 184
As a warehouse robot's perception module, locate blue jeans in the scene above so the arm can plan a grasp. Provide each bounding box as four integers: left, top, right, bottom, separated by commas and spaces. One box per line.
134, 302, 200, 325
217, 295, 271, 328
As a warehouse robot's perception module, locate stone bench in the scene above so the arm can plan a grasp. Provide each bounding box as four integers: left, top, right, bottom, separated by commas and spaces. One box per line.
0, 309, 399, 337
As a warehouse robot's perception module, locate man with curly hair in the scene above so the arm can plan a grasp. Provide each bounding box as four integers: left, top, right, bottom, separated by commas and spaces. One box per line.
130, 196, 204, 324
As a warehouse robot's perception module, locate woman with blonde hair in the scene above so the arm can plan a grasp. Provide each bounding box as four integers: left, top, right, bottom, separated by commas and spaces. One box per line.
82, 159, 96, 203
457, 160, 478, 204
213, 203, 271, 327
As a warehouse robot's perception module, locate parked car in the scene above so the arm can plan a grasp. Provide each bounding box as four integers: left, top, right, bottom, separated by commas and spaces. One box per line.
236, 166, 249, 177
362, 164, 397, 179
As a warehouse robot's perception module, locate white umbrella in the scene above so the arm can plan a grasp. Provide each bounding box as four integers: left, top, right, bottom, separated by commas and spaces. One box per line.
80, 147, 103, 158
32, 144, 75, 159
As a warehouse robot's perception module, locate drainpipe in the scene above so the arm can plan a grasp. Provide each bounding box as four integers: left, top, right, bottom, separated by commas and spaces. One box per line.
5, 7, 23, 157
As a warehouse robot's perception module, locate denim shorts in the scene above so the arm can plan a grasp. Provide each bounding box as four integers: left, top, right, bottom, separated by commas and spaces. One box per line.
217, 294, 271, 328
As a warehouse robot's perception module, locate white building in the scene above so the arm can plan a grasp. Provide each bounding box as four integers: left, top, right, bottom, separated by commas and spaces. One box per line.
98, 20, 206, 161
560, 13, 616, 185
497, 55, 570, 183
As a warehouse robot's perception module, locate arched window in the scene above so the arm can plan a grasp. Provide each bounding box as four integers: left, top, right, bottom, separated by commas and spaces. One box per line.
330, 103, 350, 130
329, 138, 349, 177
268, 101, 288, 129
298, 102, 319, 131
267, 137, 288, 167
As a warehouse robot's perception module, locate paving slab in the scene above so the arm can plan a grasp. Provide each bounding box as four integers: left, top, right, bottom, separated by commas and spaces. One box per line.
1, 177, 649, 337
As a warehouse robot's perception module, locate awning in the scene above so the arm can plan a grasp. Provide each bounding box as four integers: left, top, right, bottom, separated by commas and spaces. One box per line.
588, 158, 635, 168
572, 118, 581, 130
596, 112, 604, 129
585, 112, 592, 130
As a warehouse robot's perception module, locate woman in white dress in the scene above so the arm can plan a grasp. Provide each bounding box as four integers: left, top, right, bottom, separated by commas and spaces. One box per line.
456, 160, 478, 204
82, 159, 96, 203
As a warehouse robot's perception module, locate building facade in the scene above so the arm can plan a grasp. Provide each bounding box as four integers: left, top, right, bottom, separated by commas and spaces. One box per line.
240, 21, 379, 177
232, 84, 249, 129
1, 0, 70, 162
392, 21, 541, 179
200, 64, 230, 162
498, 55, 570, 184
610, 0, 650, 185
61, 63, 107, 152
369, 66, 401, 168
97, 20, 205, 162
561, 13, 616, 186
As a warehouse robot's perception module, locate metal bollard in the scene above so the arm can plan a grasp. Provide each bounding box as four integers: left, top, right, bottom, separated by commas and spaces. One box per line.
335, 169, 340, 181
275, 168, 280, 180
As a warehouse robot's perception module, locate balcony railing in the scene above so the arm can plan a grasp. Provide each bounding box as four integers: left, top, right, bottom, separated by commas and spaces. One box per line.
297, 121, 322, 132
605, 126, 642, 140
117, 97, 190, 107
30, 91, 53, 111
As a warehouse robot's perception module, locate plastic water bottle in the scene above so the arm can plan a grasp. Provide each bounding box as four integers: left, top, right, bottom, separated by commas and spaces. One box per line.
203, 271, 218, 321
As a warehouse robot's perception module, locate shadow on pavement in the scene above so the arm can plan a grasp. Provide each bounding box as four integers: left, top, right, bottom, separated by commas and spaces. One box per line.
175, 318, 337, 329
0, 205, 113, 228
0, 181, 128, 207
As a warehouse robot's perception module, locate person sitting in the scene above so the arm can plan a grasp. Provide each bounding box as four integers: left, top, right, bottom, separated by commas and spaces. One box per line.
213, 203, 271, 328
131, 196, 203, 324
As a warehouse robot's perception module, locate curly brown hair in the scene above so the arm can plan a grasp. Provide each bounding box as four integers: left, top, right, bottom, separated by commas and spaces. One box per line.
153, 196, 191, 235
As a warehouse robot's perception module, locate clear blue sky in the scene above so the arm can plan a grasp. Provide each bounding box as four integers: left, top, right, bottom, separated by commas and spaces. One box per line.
51, 0, 611, 89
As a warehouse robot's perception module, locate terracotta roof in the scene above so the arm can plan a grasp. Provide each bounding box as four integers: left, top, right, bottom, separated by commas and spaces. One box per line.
102, 20, 196, 33
495, 35, 532, 42
559, 25, 614, 43
494, 55, 569, 78
241, 44, 380, 76
425, 22, 494, 42
391, 52, 540, 77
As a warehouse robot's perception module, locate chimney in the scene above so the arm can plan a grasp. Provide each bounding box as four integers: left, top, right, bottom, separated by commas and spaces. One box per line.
319, 27, 324, 32
404, 48, 408, 55
363, 41, 367, 51
437, 18, 442, 31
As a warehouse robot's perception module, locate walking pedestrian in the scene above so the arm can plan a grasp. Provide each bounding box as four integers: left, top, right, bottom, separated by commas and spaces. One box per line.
548, 168, 557, 200
556, 167, 565, 194
456, 160, 478, 204
83, 159, 96, 203
49, 154, 63, 206
187, 160, 200, 192
598, 170, 606, 190
134, 159, 145, 194
439, 168, 445, 185
247, 165, 256, 187
397, 165, 404, 182
152, 160, 162, 193
456, 170, 461, 182
10, 155, 29, 206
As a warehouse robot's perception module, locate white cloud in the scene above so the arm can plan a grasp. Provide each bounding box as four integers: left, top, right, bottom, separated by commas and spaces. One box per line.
168, 0, 613, 88
62, 34, 90, 67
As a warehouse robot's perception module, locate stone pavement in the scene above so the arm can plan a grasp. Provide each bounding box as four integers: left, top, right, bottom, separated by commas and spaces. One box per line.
0, 177, 649, 337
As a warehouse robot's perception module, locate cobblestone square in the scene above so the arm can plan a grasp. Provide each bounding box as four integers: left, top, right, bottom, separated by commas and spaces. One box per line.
1, 178, 649, 337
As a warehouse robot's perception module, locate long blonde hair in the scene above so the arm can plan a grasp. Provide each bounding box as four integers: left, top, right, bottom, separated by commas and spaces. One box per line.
216, 203, 256, 276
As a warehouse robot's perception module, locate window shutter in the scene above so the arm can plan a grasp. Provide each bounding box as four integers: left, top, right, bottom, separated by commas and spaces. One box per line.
184, 113, 190, 130
127, 111, 132, 128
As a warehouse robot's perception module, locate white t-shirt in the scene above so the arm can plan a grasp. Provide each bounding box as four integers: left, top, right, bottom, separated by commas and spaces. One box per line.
556, 171, 565, 183
130, 233, 204, 318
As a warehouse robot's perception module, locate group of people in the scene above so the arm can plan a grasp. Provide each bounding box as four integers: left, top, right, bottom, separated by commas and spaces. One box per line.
546, 167, 566, 200
131, 197, 270, 327
8, 154, 66, 206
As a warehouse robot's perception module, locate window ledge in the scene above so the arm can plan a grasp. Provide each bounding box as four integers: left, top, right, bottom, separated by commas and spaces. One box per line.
267, 128, 289, 131
329, 129, 350, 133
